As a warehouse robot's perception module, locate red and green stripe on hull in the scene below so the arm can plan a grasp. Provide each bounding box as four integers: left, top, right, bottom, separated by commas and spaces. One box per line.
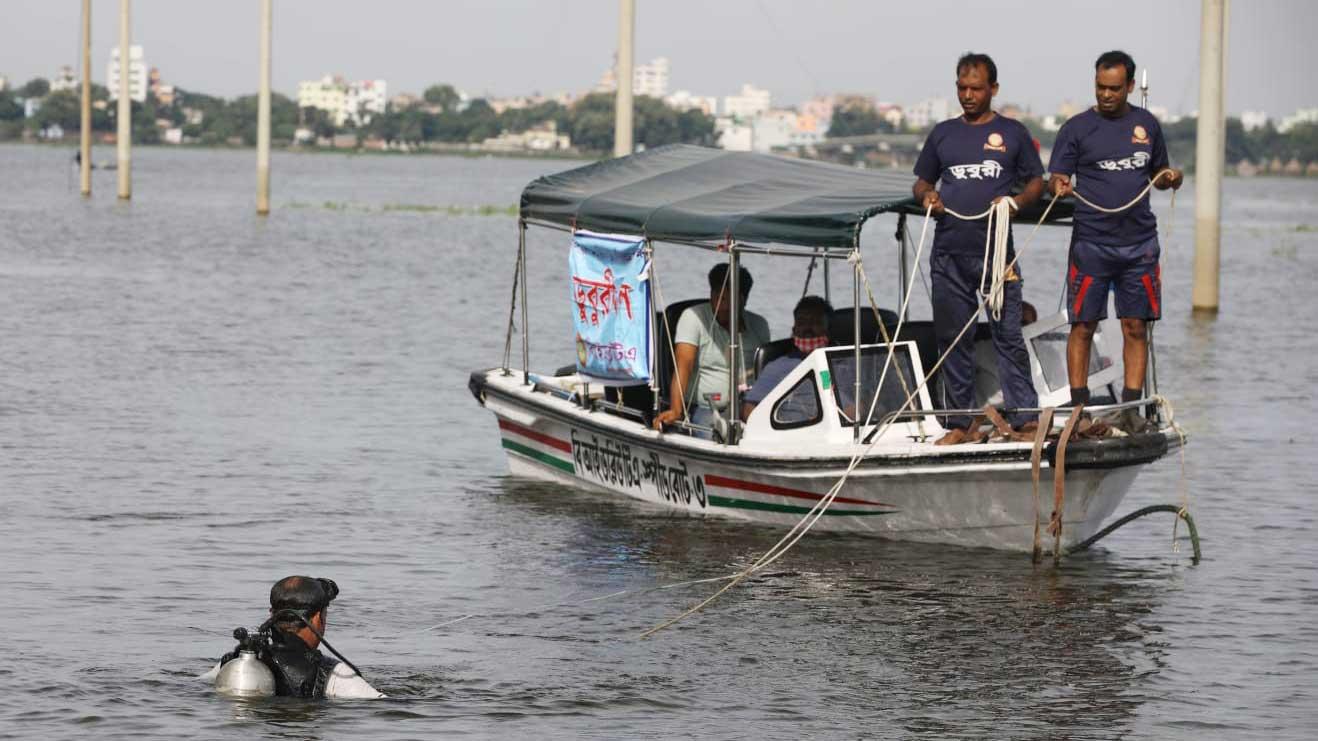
497, 418, 897, 517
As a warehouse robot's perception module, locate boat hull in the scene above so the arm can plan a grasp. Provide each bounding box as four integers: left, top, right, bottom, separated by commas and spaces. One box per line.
475, 370, 1170, 553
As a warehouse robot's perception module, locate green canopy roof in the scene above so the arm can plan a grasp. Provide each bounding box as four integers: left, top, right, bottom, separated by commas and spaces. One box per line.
519, 144, 1068, 250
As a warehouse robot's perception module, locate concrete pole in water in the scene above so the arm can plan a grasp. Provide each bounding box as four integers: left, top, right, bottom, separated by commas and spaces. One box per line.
613, 0, 634, 158
116, 0, 131, 200
1192, 0, 1226, 312
79, 0, 92, 196
256, 0, 272, 215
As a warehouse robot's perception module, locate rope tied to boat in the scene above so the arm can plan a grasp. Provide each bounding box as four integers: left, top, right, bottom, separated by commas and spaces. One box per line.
1030, 407, 1056, 563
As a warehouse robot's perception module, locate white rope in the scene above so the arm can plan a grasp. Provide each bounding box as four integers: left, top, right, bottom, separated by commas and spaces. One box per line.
943, 197, 1017, 322
1068, 169, 1176, 214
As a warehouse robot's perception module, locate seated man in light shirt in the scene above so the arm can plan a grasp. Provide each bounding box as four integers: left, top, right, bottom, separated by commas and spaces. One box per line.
653, 264, 770, 438
741, 295, 832, 420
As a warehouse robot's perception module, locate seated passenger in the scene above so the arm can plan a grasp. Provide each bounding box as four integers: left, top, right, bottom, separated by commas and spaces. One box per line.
741, 295, 832, 420
653, 264, 770, 437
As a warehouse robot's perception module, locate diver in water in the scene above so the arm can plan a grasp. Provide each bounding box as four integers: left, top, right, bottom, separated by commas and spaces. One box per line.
203, 575, 384, 699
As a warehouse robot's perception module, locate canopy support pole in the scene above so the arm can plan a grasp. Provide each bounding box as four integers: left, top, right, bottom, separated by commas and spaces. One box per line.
896, 213, 908, 322
852, 244, 862, 444
519, 220, 530, 385
823, 253, 831, 304
727, 245, 741, 446
647, 240, 660, 420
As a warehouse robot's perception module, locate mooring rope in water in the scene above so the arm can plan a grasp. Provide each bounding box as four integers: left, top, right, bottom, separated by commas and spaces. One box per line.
641, 198, 1063, 639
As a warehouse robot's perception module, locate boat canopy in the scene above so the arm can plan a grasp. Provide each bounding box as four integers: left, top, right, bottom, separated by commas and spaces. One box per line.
520, 144, 1070, 250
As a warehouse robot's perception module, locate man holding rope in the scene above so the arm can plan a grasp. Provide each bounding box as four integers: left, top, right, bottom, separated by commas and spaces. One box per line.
1049, 50, 1183, 431
913, 52, 1045, 445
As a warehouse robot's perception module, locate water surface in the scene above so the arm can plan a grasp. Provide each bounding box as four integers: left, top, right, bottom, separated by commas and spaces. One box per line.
1, 144, 1315, 739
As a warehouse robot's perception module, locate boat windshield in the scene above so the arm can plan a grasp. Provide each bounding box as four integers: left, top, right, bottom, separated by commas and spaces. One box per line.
1029, 325, 1116, 393
825, 345, 922, 427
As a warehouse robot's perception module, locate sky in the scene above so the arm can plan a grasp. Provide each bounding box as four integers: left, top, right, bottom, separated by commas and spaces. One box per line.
1, 0, 1314, 118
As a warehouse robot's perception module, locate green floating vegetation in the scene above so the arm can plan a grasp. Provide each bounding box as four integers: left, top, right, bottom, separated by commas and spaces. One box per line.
1296, 224, 1315, 233
285, 201, 517, 216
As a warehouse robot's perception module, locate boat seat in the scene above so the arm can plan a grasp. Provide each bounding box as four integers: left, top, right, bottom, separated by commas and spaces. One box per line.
603, 298, 709, 422
753, 338, 796, 376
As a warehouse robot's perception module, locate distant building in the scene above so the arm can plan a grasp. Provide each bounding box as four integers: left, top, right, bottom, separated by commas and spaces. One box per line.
715, 116, 753, 151
800, 95, 836, 126
876, 102, 904, 130
481, 120, 571, 152
50, 65, 78, 93
345, 79, 387, 124
750, 109, 824, 152
390, 93, 421, 110
107, 45, 148, 103
596, 57, 670, 98
1056, 99, 1080, 120
665, 90, 718, 116
1240, 110, 1269, 132
723, 84, 771, 121
1278, 108, 1318, 133
297, 75, 387, 126
0, 75, 8, 92
149, 67, 175, 106
905, 97, 953, 130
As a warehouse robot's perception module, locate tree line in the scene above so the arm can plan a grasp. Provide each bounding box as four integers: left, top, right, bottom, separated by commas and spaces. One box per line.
0, 76, 718, 155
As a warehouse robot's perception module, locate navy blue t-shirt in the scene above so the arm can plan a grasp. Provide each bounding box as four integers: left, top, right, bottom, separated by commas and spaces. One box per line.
1048, 106, 1169, 246
913, 115, 1044, 255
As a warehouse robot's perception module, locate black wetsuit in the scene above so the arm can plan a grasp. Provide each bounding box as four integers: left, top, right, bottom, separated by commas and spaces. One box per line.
218, 631, 338, 698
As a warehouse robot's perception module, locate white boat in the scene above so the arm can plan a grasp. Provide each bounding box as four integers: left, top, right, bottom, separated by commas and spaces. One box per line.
469, 145, 1183, 554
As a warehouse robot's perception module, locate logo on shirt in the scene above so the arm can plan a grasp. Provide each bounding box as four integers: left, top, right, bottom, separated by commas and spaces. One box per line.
1096, 151, 1151, 172
984, 132, 1007, 152
1132, 125, 1150, 145
948, 160, 1004, 180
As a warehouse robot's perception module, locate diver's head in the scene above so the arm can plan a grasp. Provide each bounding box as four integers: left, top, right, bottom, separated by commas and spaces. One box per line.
269, 575, 339, 649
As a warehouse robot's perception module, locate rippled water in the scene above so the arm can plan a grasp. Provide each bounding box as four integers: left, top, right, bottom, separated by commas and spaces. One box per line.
1, 144, 1315, 739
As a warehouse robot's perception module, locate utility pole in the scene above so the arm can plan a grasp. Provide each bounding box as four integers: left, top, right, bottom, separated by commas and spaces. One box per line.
256, 0, 272, 215
1192, 0, 1227, 313
116, 0, 131, 200
79, 0, 92, 196
613, 0, 634, 158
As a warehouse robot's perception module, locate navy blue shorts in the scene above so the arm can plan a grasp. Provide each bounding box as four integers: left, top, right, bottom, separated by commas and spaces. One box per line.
1067, 235, 1161, 322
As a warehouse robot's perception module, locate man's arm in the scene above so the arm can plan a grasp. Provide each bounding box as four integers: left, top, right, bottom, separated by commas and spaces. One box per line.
653, 343, 697, 429
913, 178, 945, 215
1011, 176, 1045, 209
1149, 120, 1182, 190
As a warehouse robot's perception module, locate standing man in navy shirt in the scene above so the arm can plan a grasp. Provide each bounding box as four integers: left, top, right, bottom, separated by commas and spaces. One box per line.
913, 52, 1045, 445
1049, 50, 1182, 428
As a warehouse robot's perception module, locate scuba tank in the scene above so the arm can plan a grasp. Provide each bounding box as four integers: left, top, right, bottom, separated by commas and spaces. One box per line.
214, 628, 276, 698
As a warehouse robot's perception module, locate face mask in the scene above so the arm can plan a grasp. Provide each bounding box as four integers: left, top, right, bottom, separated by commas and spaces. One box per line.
793, 336, 829, 354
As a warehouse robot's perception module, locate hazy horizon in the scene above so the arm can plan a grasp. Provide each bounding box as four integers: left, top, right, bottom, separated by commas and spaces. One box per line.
1, 0, 1314, 118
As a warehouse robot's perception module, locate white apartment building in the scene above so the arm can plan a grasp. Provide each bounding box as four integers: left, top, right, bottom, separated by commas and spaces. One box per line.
50, 65, 78, 93
345, 79, 387, 124
1278, 108, 1318, 133
297, 76, 387, 126
107, 45, 148, 103
1240, 110, 1269, 132
905, 97, 953, 130
723, 84, 771, 121
596, 57, 671, 98
715, 117, 753, 151
749, 109, 822, 152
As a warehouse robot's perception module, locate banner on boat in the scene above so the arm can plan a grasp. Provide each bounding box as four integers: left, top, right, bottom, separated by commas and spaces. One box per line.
569, 231, 651, 385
